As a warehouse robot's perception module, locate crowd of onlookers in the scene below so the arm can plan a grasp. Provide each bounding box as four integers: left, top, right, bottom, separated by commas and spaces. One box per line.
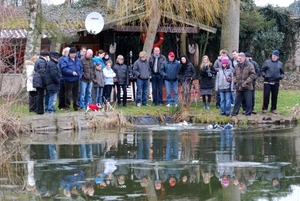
24, 45, 284, 116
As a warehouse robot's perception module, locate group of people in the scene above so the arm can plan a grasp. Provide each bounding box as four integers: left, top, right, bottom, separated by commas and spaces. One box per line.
25, 45, 284, 116
25, 46, 130, 114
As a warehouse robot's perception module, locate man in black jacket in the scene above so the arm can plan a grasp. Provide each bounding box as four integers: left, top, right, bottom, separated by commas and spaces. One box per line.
45, 52, 61, 114
261, 50, 284, 114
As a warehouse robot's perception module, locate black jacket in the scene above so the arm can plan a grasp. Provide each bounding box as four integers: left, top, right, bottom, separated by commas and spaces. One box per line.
199, 64, 216, 89
261, 59, 284, 83
33, 56, 48, 88
112, 62, 129, 85
178, 61, 196, 85
46, 58, 61, 93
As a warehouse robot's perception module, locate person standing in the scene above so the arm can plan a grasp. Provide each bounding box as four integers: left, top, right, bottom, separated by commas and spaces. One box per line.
215, 58, 234, 116
149, 47, 166, 106
160, 52, 180, 107
199, 55, 216, 110
76, 46, 87, 59
45, 52, 61, 114
79, 49, 94, 110
33, 49, 49, 115
133, 51, 151, 107
243, 52, 260, 114
25, 55, 39, 112
231, 53, 255, 116
93, 49, 105, 68
261, 50, 284, 114
93, 62, 105, 105
112, 55, 129, 107
213, 50, 233, 108
60, 47, 83, 111
58, 47, 70, 110
103, 60, 116, 103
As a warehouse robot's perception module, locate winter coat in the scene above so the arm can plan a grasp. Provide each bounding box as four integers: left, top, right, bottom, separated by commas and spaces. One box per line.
33, 56, 48, 88
233, 60, 255, 91
103, 67, 116, 85
133, 59, 151, 80
149, 54, 166, 74
199, 64, 216, 90
215, 66, 234, 92
93, 67, 105, 87
178, 61, 196, 85
261, 59, 284, 83
160, 59, 180, 81
112, 62, 129, 85
25, 60, 36, 92
93, 56, 105, 69
60, 56, 83, 83
250, 59, 260, 83
80, 56, 95, 83
45, 58, 61, 93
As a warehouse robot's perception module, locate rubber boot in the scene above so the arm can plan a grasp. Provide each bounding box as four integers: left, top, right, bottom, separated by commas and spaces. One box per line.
207, 102, 210, 110
203, 102, 207, 110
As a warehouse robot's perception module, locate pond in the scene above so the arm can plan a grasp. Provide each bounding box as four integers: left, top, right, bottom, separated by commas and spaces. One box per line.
2, 123, 300, 200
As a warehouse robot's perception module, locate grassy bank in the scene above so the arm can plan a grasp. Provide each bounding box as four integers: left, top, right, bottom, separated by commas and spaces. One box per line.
11, 90, 300, 122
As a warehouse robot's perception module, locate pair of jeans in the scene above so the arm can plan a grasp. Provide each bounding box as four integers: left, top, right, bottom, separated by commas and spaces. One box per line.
151, 74, 163, 105
136, 79, 149, 105
165, 131, 179, 160
47, 92, 57, 113
47, 144, 58, 160
116, 84, 127, 105
164, 80, 178, 105
79, 144, 93, 162
137, 133, 150, 159
79, 81, 92, 109
94, 87, 104, 104
219, 91, 231, 115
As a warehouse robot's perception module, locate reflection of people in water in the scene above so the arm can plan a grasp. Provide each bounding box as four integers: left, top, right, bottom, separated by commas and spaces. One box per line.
233, 166, 257, 194
152, 131, 164, 160
60, 168, 84, 197
137, 133, 150, 159
112, 163, 129, 188
134, 164, 153, 187
165, 131, 179, 160
95, 159, 117, 188
262, 165, 284, 191
79, 144, 93, 162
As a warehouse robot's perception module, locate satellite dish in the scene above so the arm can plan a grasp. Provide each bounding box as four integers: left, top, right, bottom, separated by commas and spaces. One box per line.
85, 12, 104, 35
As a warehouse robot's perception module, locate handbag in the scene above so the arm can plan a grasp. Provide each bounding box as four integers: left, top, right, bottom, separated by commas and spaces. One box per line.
113, 77, 118, 83
222, 70, 232, 82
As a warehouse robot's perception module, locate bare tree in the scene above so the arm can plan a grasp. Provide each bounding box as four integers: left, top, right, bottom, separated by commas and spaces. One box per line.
23, 0, 42, 61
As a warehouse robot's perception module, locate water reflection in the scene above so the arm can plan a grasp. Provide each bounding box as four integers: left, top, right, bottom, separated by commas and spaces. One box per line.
5, 125, 300, 200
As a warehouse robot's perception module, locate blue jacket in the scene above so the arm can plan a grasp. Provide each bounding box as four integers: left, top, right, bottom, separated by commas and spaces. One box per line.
60, 56, 83, 83
93, 56, 105, 69
160, 59, 180, 81
60, 169, 84, 191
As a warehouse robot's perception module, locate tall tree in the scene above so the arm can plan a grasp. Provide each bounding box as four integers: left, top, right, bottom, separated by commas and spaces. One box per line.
220, 0, 240, 53
24, 0, 42, 61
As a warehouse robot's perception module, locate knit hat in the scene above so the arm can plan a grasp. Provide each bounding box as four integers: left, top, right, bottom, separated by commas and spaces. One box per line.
168, 51, 175, 57
69, 47, 77, 54
221, 58, 229, 64
245, 52, 251, 58
50, 51, 60, 59
272, 50, 279, 57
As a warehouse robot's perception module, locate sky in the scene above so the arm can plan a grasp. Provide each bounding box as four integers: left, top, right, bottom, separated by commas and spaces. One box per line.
254, 0, 295, 7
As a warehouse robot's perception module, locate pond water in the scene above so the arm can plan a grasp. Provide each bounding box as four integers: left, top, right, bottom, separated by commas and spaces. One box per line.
3, 124, 300, 200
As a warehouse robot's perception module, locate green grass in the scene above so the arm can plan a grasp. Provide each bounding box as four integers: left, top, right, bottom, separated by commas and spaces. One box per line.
10, 89, 300, 119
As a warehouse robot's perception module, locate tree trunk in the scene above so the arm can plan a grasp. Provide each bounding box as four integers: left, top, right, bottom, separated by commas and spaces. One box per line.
142, 0, 161, 58
220, 0, 240, 53
24, 0, 42, 62
180, 33, 187, 56
54, 0, 69, 53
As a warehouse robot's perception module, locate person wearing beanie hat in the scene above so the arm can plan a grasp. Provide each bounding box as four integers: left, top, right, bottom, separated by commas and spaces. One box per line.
45, 51, 61, 113
160, 51, 180, 107
215, 56, 234, 116
60, 46, 83, 111
231, 52, 255, 117
260, 49, 284, 114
